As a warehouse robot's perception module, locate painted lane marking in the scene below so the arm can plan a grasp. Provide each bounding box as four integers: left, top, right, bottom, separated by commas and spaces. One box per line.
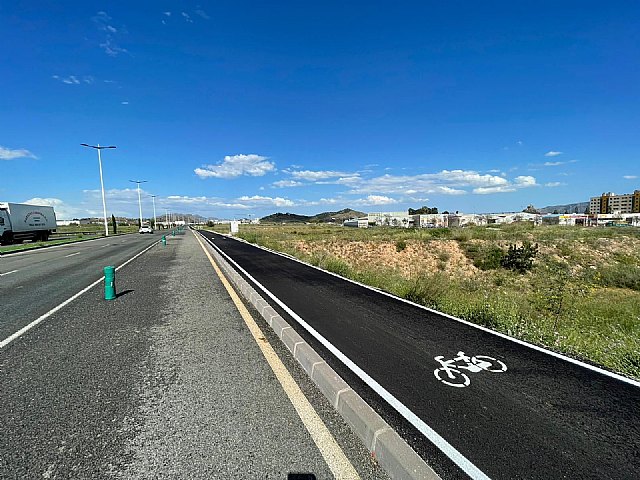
194, 232, 360, 480
101, 244, 110, 248
212, 231, 640, 389
0, 240, 160, 349
65, 252, 81, 258
199, 231, 490, 480
0, 270, 19, 277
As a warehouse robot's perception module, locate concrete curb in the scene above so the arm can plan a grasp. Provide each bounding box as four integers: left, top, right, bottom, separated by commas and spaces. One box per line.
201, 233, 440, 480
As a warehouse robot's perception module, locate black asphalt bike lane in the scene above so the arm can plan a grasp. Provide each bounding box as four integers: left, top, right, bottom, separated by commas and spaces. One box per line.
0, 236, 177, 478
200, 231, 640, 480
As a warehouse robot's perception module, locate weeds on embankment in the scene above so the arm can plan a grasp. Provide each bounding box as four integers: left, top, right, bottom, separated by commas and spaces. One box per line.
226, 223, 640, 380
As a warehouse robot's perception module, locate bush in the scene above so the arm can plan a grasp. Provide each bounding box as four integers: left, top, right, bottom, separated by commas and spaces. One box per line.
501, 242, 538, 273
596, 264, 640, 291
462, 242, 504, 270
395, 239, 407, 252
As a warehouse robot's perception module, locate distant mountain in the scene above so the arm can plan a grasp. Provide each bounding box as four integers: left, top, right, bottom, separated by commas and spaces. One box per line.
261, 208, 366, 224
538, 201, 589, 214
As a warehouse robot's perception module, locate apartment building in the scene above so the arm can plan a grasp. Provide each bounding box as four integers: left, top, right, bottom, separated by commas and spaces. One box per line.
590, 190, 640, 214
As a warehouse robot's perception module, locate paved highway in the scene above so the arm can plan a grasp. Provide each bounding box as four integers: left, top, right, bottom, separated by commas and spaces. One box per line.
0, 233, 160, 341
200, 230, 640, 480
1, 231, 388, 479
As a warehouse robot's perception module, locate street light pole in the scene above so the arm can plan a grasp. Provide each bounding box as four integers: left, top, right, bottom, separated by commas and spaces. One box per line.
81, 143, 116, 237
129, 180, 147, 227
151, 195, 157, 231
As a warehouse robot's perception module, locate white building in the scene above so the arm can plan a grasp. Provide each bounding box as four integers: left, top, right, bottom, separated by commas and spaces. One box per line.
367, 211, 413, 228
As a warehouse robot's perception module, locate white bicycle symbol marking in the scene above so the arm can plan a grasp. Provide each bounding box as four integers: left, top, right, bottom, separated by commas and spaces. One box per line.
434, 351, 507, 388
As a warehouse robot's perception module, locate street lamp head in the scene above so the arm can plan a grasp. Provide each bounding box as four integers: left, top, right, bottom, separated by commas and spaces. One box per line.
81, 143, 116, 149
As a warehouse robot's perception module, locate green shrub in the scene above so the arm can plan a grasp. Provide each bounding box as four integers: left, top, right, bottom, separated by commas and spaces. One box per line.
596, 264, 640, 291
395, 239, 407, 252
501, 242, 538, 273
462, 242, 505, 270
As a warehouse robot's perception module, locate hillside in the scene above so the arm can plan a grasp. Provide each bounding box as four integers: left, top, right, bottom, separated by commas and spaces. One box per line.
261, 208, 366, 224
539, 201, 589, 214
310, 208, 366, 223
260, 212, 310, 223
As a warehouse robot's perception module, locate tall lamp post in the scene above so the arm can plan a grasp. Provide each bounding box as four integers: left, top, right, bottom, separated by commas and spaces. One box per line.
81, 143, 116, 237
129, 180, 147, 227
150, 195, 158, 231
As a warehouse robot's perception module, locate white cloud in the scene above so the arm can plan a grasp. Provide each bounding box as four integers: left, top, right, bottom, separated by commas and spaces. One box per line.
195, 154, 276, 179
473, 175, 537, 194
543, 161, 563, 166
163, 11, 171, 16
473, 185, 517, 195
93, 11, 128, 56
287, 169, 357, 181
514, 176, 537, 187
1, 146, 37, 160
121, 101, 129, 105
100, 38, 128, 56
544, 151, 563, 157
60, 75, 80, 84
181, 12, 193, 22
272, 180, 304, 188
164, 195, 248, 209
195, 9, 210, 20
545, 182, 566, 187
237, 195, 295, 207
353, 195, 398, 206
623, 175, 637, 180
22, 198, 82, 220
346, 170, 504, 196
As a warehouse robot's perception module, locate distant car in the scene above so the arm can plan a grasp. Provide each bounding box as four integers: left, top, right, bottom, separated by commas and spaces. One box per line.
139, 225, 154, 234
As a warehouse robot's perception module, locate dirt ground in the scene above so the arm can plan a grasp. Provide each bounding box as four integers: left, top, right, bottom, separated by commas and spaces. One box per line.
293, 239, 478, 278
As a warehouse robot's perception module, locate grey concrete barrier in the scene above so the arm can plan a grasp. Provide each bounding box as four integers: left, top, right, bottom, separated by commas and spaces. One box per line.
204, 235, 440, 480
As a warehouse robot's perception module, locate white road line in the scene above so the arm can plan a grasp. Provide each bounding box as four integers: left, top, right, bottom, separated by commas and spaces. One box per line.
0, 270, 19, 277
200, 232, 490, 480
0, 240, 160, 350
101, 244, 110, 248
195, 233, 360, 480
214, 231, 640, 388
65, 252, 81, 258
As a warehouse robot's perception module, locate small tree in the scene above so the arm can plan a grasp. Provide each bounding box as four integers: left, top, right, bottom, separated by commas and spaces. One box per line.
501, 242, 538, 273
111, 214, 117, 234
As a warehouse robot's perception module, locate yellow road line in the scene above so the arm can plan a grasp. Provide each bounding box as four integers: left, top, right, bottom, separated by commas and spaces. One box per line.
194, 232, 360, 480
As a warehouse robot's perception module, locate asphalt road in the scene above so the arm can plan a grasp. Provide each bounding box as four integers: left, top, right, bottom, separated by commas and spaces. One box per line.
200, 230, 640, 480
0, 233, 160, 341
0, 231, 389, 479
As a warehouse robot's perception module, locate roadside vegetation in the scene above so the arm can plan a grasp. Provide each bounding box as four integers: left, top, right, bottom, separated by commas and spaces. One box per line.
217, 222, 640, 380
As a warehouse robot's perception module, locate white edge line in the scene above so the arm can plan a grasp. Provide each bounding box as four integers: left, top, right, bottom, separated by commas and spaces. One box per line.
65, 252, 81, 258
0, 234, 120, 257
0, 270, 19, 277
207, 231, 640, 388
199, 231, 491, 480
0, 239, 160, 349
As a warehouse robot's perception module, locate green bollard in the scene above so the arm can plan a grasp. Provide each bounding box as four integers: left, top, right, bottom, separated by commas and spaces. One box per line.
172, 230, 175, 236
104, 266, 116, 300
162, 235, 166, 246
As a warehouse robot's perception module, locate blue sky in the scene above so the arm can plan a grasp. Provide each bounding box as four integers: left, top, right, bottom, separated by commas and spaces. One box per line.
2, 1, 639, 219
